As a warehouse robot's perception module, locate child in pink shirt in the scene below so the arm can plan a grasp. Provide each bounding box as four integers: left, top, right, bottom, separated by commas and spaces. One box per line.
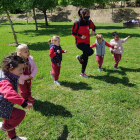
17, 44, 37, 103
0, 52, 33, 140
110, 32, 130, 69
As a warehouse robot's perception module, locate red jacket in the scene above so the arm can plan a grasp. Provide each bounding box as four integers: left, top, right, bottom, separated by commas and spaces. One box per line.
71, 18, 96, 44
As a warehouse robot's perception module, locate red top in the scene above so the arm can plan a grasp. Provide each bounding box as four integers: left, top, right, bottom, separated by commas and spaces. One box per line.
0, 80, 25, 105
90, 41, 114, 48
49, 48, 65, 57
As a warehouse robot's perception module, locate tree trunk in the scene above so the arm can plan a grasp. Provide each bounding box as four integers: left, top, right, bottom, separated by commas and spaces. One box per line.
43, 10, 48, 26
26, 10, 28, 24
33, 8, 38, 31
121, 0, 122, 7
5, 9, 18, 45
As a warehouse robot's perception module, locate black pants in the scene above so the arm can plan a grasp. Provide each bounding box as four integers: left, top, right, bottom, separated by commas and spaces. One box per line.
76, 43, 93, 73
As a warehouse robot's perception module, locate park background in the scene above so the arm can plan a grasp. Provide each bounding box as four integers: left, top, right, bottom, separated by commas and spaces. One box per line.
0, 0, 140, 139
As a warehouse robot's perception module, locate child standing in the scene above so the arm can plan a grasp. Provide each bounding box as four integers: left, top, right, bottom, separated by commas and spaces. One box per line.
17, 44, 37, 103
90, 34, 117, 71
0, 52, 33, 140
110, 32, 130, 69
49, 36, 67, 85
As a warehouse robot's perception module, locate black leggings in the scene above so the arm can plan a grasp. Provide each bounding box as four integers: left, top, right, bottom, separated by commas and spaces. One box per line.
76, 43, 93, 73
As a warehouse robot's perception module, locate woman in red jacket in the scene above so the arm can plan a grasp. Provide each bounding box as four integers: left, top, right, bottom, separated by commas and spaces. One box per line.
71, 8, 96, 78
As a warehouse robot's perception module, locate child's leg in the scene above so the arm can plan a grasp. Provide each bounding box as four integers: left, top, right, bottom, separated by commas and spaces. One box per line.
51, 62, 59, 81
96, 55, 104, 67
18, 82, 29, 100
56, 62, 61, 80
113, 54, 121, 67
2, 108, 25, 139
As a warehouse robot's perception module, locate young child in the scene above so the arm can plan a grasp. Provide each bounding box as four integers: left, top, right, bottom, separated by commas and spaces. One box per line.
90, 34, 117, 71
0, 52, 33, 140
110, 32, 130, 69
49, 36, 67, 85
17, 44, 37, 103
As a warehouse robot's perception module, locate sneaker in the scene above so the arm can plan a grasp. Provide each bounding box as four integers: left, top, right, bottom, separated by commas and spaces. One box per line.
98, 67, 102, 72
11, 136, 27, 140
80, 73, 88, 78
28, 96, 34, 101
0, 122, 3, 130
54, 80, 60, 85
114, 66, 118, 70
76, 55, 83, 64
50, 71, 54, 79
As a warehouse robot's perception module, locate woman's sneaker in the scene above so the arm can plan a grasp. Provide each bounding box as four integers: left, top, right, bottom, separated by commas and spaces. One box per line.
11, 136, 27, 140
50, 71, 54, 79
80, 73, 88, 78
76, 55, 83, 64
54, 80, 60, 85
28, 96, 34, 101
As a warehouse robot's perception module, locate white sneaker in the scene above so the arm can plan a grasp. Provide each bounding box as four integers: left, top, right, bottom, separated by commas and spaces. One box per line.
80, 73, 88, 78
0, 122, 3, 130
50, 71, 54, 79
98, 68, 102, 72
54, 80, 60, 85
11, 136, 27, 140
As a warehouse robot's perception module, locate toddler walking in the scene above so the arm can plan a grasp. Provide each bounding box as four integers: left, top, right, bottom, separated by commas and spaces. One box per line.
49, 36, 67, 85
90, 34, 117, 71
0, 52, 33, 140
110, 32, 130, 69
17, 44, 37, 103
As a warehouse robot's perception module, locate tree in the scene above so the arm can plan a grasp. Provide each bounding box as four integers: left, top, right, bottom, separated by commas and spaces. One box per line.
0, 0, 24, 45
36, 0, 58, 26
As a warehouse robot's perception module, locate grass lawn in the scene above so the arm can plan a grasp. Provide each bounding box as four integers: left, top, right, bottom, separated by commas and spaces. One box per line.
0, 20, 140, 140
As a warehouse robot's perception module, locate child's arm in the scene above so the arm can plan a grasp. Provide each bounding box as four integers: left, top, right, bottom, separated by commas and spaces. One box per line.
105, 41, 117, 49
90, 43, 97, 48
121, 36, 130, 43
61, 49, 67, 53
49, 47, 57, 57
19, 74, 30, 81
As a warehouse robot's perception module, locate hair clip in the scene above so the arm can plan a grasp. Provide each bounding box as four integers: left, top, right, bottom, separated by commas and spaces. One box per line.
10, 64, 13, 68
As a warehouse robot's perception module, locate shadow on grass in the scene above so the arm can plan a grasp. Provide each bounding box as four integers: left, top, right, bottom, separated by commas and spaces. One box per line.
89, 75, 135, 87
119, 66, 140, 73
57, 125, 69, 140
34, 100, 72, 117
60, 81, 92, 90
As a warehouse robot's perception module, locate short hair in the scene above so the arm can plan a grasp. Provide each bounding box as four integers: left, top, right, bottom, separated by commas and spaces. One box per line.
1, 52, 25, 73
96, 34, 103, 39
48, 36, 60, 45
16, 44, 28, 54
112, 31, 119, 37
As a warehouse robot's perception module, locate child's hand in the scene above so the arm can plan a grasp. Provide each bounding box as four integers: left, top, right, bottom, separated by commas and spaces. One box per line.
114, 46, 118, 49
29, 75, 33, 80
25, 103, 33, 110
81, 35, 86, 39
91, 31, 95, 35
64, 50, 67, 53
57, 50, 60, 54
128, 36, 130, 38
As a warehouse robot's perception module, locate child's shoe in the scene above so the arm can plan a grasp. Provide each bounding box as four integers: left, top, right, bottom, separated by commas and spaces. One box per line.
98, 67, 102, 72
54, 80, 60, 85
11, 136, 27, 140
76, 55, 83, 64
80, 73, 88, 78
50, 71, 54, 79
28, 96, 34, 101
114, 66, 118, 70
0, 122, 3, 130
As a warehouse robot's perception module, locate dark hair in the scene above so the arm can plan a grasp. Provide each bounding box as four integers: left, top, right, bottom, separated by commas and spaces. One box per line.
1, 52, 25, 73
78, 8, 90, 18
112, 31, 119, 37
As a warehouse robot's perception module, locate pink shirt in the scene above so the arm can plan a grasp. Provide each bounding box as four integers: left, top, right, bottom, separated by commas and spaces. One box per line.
19, 55, 37, 85
110, 37, 129, 54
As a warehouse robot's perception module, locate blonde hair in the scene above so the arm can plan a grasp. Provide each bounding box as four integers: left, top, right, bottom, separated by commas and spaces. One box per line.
96, 34, 103, 39
48, 36, 60, 45
16, 44, 28, 55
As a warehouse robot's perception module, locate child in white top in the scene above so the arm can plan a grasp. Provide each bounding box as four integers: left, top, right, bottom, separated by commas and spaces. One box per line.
110, 32, 130, 69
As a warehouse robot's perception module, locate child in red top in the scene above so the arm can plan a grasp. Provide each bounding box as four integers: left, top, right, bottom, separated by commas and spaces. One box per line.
0, 52, 33, 140
90, 34, 117, 71
49, 36, 67, 85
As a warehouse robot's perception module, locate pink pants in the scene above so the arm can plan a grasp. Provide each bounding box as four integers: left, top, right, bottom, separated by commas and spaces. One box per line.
51, 62, 61, 81
113, 54, 122, 67
18, 80, 31, 100
96, 55, 104, 67
2, 108, 25, 138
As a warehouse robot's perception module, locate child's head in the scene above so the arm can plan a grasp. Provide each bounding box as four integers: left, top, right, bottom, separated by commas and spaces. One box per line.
78, 8, 90, 20
17, 44, 30, 59
48, 36, 60, 46
1, 52, 25, 76
112, 31, 119, 41
96, 34, 103, 43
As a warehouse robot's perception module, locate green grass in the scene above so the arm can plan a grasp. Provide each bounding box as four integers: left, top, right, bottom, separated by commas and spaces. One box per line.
0, 20, 140, 140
